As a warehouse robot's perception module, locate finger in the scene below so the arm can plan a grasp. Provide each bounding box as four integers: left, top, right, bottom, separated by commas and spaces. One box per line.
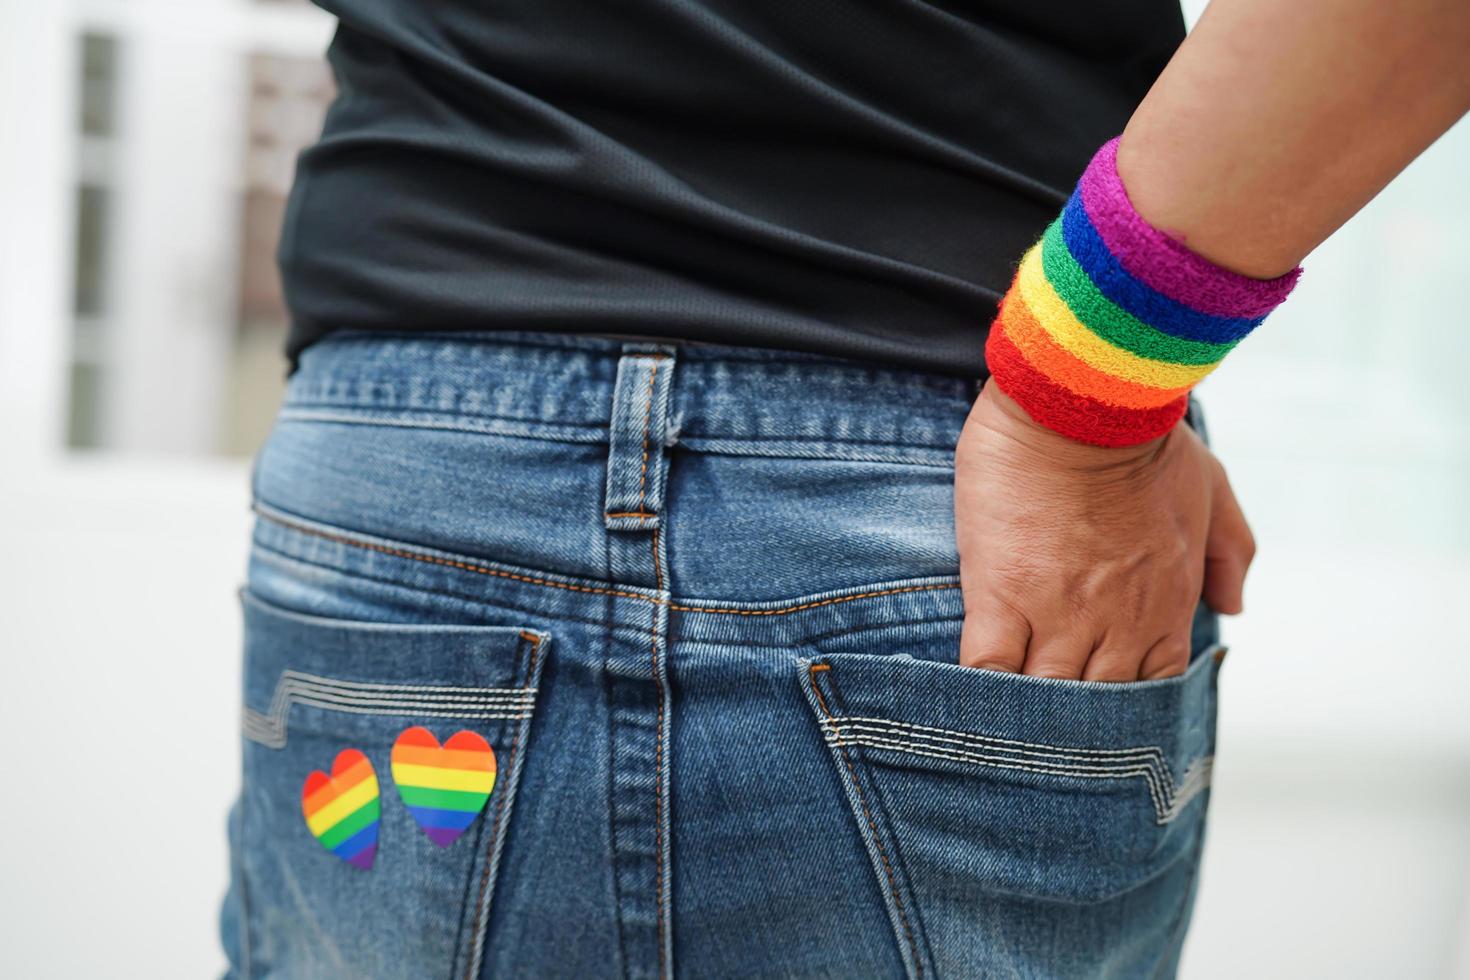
1136, 630, 1193, 680
959, 597, 1031, 672
1203, 464, 1256, 615
1022, 625, 1095, 680
1081, 632, 1158, 682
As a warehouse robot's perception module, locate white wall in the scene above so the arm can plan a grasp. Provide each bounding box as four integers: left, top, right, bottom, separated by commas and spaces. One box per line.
0, 461, 251, 978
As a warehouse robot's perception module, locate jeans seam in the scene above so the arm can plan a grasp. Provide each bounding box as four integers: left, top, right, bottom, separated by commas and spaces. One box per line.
649, 527, 670, 979
248, 539, 615, 632
462, 631, 544, 980
252, 507, 960, 618
670, 584, 958, 616
817, 725, 1213, 827
253, 539, 959, 649
276, 409, 606, 447
649, 528, 670, 979
808, 664, 925, 978
273, 410, 960, 465
600, 608, 635, 980
256, 507, 656, 602
280, 405, 605, 430
651, 590, 669, 980
239, 669, 537, 750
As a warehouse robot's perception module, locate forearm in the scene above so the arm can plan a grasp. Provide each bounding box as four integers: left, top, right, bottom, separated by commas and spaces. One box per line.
983, 0, 1469, 447
1118, 0, 1470, 279
960, 0, 1470, 677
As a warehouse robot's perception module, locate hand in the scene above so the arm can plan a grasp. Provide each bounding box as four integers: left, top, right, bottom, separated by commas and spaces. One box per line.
954, 381, 1255, 681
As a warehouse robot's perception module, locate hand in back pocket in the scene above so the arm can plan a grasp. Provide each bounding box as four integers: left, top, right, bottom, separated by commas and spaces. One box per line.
953, 383, 1253, 681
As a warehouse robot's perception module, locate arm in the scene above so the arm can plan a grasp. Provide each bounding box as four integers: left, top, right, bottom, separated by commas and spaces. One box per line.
1120, 0, 1470, 280
956, 0, 1470, 679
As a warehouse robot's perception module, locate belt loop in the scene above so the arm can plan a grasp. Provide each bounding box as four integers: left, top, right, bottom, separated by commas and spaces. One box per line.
604, 342, 678, 530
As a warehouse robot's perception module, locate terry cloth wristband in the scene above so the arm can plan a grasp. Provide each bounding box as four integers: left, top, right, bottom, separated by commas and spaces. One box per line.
984, 135, 1303, 447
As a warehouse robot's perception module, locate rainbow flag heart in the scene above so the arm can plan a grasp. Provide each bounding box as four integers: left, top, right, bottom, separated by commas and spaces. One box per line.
301, 748, 381, 869
391, 727, 497, 847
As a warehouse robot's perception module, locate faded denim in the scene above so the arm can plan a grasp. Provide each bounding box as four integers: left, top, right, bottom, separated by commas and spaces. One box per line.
220, 329, 1223, 979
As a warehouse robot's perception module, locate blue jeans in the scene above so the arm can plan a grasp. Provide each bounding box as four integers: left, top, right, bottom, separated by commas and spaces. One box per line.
220, 330, 1223, 979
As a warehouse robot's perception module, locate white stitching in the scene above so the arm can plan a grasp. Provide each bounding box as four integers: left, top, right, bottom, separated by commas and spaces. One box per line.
820, 729, 1212, 825
819, 722, 1173, 807
823, 732, 1210, 825
266, 687, 534, 710
1162, 757, 1213, 823
819, 715, 1177, 791
242, 670, 537, 748
819, 714, 1175, 763
819, 719, 1177, 803
267, 669, 537, 697
823, 732, 1169, 819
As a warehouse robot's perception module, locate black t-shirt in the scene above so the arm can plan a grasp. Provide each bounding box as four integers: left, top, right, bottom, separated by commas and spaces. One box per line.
280, 0, 1184, 378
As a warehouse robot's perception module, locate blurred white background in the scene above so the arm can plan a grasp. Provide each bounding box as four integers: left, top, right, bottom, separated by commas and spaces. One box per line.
1, 0, 1467, 976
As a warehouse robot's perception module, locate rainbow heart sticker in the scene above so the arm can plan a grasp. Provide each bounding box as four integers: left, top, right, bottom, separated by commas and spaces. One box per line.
391, 727, 497, 847
301, 748, 381, 869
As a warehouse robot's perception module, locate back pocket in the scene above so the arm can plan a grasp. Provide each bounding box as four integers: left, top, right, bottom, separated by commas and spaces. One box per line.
233, 590, 549, 980
797, 645, 1223, 976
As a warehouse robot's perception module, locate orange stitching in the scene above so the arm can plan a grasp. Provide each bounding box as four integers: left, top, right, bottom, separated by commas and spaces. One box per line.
651, 527, 664, 593
464, 633, 543, 980
809, 672, 834, 719
651, 577, 668, 980
605, 511, 659, 519
254, 509, 959, 616
636, 359, 659, 514
256, 510, 654, 602
809, 665, 923, 977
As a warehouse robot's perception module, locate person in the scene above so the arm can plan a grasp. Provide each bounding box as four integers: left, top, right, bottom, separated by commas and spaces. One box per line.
218, 0, 1470, 976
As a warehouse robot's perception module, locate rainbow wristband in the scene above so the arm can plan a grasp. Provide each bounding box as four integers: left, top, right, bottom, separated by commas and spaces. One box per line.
984, 136, 1302, 447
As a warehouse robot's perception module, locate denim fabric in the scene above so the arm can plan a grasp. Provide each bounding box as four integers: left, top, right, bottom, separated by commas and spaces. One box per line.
220, 329, 1223, 979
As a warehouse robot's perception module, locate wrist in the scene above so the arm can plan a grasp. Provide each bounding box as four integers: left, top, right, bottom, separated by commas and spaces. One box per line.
974, 379, 1165, 471
982, 134, 1301, 449
1115, 132, 1307, 281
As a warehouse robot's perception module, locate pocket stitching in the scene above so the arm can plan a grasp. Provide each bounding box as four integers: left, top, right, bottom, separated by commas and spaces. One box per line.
817, 714, 1213, 826
809, 664, 929, 979
236, 587, 550, 979
241, 669, 539, 749
461, 630, 545, 980
803, 647, 1225, 826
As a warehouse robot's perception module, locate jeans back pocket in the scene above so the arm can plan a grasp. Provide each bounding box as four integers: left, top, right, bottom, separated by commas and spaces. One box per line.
230, 591, 549, 980
798, 645, 1223, 979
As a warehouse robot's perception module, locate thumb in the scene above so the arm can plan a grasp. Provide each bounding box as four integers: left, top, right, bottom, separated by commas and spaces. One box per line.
959, 592, 1031, 671
1202, 461, 1256, 615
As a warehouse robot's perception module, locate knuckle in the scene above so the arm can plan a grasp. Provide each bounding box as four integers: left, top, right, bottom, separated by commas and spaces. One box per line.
965, 649, 1025, 672
1145, 639, 1191, 677
1028, 666, 1082, 680
1084, 651, 1143, 682
1141, 660, 1187, 680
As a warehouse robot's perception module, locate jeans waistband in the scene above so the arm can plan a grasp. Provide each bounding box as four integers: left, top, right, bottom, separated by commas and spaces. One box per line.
283, 330, 981, 466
